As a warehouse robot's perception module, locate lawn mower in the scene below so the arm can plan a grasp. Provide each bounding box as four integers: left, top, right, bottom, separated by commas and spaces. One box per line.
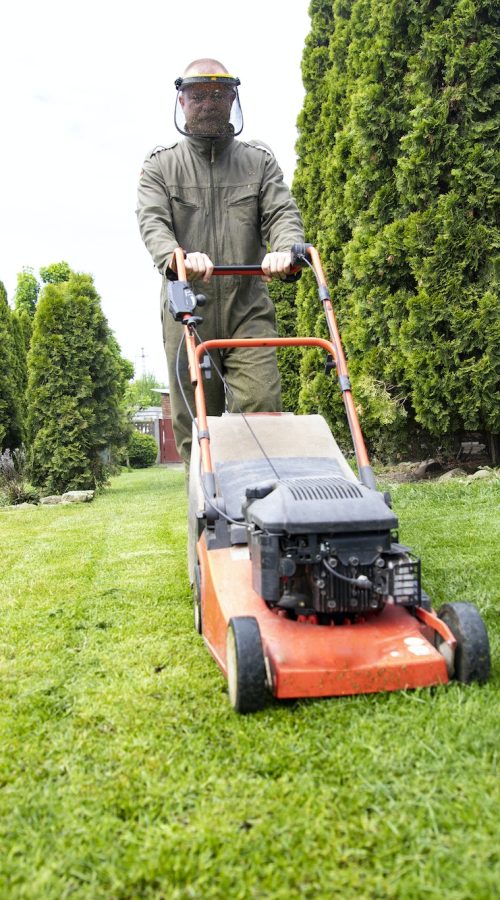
168, 245, 491, 713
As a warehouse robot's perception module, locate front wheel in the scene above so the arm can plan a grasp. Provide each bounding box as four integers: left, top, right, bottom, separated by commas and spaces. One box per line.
436, 602, 490, 683
226, 617, 268, 714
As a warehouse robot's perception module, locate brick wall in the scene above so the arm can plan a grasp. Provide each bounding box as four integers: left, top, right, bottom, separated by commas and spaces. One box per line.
161, 393, 172, 418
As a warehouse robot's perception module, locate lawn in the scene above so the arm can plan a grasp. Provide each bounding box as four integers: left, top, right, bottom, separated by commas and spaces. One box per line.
1, 467, 498, 899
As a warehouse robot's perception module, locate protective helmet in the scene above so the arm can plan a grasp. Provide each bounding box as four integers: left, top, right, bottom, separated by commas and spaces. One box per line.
174, 73, 243, 138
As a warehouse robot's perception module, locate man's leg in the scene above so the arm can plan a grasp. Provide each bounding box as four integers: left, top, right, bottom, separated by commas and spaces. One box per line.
222, 298, 282, 414
223, 344, 282, 414
163, 315, 225, 466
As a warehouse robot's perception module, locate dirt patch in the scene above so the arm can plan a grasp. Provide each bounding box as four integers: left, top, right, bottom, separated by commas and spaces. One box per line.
376, 457, 497, 484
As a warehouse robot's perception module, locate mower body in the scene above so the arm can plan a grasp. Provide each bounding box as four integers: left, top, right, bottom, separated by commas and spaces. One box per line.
190, 413, 450, 700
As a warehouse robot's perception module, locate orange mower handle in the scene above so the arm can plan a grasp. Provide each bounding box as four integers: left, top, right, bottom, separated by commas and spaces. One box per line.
171, 245, 376, 491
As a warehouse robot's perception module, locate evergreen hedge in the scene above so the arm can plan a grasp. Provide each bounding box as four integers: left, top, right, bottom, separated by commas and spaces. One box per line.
269, 278, 301, 413
294, 0, 499, 458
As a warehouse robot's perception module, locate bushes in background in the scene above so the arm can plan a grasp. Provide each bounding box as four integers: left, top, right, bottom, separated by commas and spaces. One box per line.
128, 431, 158, 468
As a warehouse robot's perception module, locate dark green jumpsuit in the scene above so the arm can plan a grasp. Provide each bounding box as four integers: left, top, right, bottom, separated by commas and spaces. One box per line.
136, 133, 305, 463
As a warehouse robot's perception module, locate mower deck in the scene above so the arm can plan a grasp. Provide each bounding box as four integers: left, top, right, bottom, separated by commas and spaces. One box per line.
198, 535, 449, 699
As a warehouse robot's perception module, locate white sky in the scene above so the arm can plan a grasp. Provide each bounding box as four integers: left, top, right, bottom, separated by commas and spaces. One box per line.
0, 0, 311, 383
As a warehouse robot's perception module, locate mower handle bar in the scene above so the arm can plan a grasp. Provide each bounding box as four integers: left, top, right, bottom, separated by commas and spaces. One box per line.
172, 244, 312, 281
210, 264, 302, 281
171, 244, 376, 490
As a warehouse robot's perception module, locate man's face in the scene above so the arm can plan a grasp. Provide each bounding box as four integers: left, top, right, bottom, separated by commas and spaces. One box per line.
179, 83, 235, 135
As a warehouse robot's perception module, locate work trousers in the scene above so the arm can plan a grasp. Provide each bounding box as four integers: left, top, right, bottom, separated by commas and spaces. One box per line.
162, 279, 282, 465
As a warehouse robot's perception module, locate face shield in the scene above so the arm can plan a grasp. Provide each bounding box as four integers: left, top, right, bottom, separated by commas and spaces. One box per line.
174, 74, 243, 138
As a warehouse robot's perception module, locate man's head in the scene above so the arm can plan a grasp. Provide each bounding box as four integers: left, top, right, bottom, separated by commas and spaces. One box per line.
174, 58, 243, 138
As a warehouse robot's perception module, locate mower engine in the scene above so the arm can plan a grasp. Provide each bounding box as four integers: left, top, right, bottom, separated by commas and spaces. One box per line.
244, 475, 421, 618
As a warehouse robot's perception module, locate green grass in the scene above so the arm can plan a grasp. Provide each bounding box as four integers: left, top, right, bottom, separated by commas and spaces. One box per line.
1, 468, 499, 899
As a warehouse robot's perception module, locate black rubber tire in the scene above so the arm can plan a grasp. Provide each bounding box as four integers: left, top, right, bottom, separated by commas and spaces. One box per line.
226, 617, 268, 714
437, 602, 490, 683
193, 561, 202, 635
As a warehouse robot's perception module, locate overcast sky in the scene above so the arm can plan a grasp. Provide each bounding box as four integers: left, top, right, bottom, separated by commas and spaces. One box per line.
0, 0, 311, 383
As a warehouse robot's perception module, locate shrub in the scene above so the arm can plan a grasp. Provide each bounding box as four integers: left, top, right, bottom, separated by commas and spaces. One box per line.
0, 448, 39, 505
128, 431, 158, 468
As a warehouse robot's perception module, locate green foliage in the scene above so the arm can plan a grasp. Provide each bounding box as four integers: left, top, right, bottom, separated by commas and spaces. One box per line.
9, 311, 29, 429
39, 260, 72, 284
124, 372, 163, 412
128, 430, 158, 468
0, 281, 24, 450
27, 273, 130, 494
13, 267, 40, 317
268, 278, 301, 412
294, 0, 500, 456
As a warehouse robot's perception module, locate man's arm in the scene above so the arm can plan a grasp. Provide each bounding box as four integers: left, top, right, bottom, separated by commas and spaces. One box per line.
257, 148, 305, 280
136, 154, 213, 282
136, 154, 178, 275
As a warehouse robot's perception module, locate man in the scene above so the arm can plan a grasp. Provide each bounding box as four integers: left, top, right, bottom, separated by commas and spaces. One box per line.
136, 58, 305, 464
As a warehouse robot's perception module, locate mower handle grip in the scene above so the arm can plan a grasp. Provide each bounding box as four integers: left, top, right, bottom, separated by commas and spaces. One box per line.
211, 264, 301, 283
211, 246, 312, 282
168, 246, 311, 282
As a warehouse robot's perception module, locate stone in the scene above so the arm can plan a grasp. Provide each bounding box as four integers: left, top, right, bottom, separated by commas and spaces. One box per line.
11, 502, 37, 508
61, 490, 95, 503
467, 469, 493, 481
437, 468, 467, 482
413, 459, 444, 479
41, 495, 63, 505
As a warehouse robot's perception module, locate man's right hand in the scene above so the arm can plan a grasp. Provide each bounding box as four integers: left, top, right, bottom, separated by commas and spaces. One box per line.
185, 252, 214, 283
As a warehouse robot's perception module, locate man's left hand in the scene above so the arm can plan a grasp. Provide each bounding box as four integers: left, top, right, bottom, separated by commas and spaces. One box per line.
261, 251, 293, 282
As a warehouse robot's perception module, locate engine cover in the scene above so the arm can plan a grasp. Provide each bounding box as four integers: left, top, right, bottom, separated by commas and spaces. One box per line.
245, 474, 398, 534
245, 475, 420, 616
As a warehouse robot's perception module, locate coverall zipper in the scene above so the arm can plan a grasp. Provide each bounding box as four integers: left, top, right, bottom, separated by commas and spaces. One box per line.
209, 141, 222, 338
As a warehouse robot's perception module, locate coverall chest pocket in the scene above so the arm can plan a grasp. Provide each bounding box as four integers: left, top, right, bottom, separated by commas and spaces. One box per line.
226, 191, 262, 260
171, 195, 201, 250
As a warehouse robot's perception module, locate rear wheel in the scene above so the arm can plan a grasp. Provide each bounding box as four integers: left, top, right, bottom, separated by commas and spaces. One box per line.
436, 602, 490, 683
226, 617, 268, 713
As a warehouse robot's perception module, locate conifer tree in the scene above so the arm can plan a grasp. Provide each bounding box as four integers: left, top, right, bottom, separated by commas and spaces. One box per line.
0, 281, 24, 450
268, 278, 302, 413
27, 272, 130, 493
10, 312, 28, 436
294, 0, 499, 456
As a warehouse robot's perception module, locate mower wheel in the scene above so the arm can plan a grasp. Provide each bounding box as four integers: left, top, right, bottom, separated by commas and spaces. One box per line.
436, 602, 490, 684
193, 561, 202, 635
226, 617, 268, 714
